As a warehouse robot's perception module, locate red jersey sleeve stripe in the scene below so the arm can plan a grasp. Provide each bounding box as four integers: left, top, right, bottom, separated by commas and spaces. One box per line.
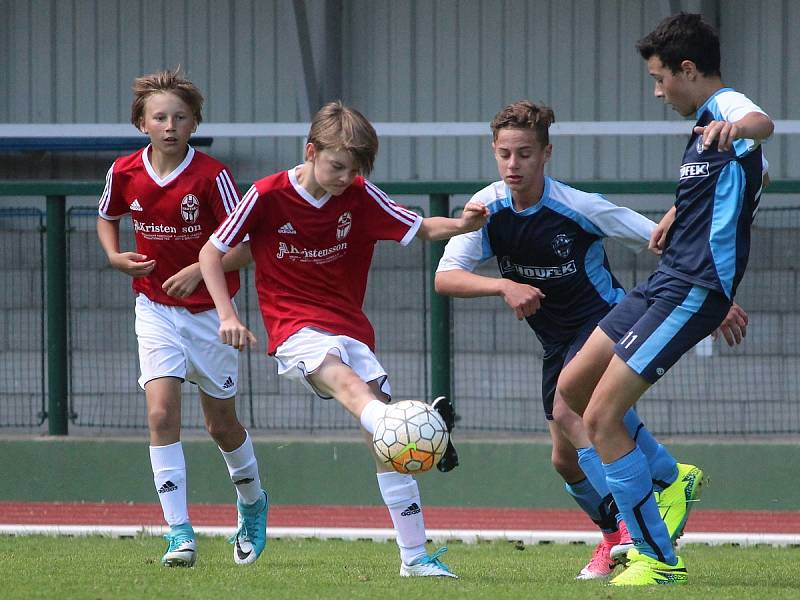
216, 170, 238, 214
98, 164, 114, 215
364, 181, 418, 226
216, 184, 259, 245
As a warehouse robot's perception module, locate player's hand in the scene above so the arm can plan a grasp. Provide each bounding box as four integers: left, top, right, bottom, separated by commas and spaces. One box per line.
500, 280, 545, 320
712, 302, 748, 346
219, 316, 257, 351
162, 264, 203, 298
648, 206, 676, 255
109, 252, 156, 278
458, 200, 489, 233
693, 120, 740, 152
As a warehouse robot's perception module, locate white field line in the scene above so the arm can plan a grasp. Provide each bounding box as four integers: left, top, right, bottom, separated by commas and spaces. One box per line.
1, 525, 798, 547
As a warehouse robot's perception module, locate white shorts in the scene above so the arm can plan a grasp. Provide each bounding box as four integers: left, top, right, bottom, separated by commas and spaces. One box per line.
134, 294, 239, 399
273, 327, 392, 399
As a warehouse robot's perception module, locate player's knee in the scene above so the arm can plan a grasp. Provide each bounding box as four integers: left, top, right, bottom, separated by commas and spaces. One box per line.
583, 406, 610, 446
147, 406, 179, 435
204, 414, 243, 443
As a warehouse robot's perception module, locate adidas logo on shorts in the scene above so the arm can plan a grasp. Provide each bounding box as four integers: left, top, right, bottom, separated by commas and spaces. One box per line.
158, 480, 178, 494
222, 376, 234, 390
278, 222, 297, 234
401, 503, 421, 517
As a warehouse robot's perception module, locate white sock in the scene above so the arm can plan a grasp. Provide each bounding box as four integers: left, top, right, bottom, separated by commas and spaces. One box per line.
150, 441, 189, 527
219, 431, 263, 505
377, 471, 427, 564
360, 399, 386, 434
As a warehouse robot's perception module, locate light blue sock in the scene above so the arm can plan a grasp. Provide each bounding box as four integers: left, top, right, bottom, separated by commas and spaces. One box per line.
564, 478, 616, 533
624, 409, 678, 491
604, 447, 676, 564
576, 447, 619, 529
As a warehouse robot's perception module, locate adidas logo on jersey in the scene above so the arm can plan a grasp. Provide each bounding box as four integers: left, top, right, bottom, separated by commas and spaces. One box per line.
222, 376, 234, 390
130, 199, 143, 211
278, 222, 297, 234
158, 480, 178, 494
400, 503, 421, 517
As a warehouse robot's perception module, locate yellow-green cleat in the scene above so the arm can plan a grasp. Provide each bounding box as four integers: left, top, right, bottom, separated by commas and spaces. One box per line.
609, 549, 688, 586
655, 463, 704, 541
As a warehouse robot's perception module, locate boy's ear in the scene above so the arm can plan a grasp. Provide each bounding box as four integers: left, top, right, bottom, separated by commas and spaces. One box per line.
543, 143, 553, 162
680, 59, 698, 81
304, 142, 316, 161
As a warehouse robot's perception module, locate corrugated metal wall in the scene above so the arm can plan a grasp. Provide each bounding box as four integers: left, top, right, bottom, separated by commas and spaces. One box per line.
1, 0, 798, 183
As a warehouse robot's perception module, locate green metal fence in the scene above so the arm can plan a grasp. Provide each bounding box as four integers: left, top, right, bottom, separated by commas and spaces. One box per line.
2, 180, 799, 435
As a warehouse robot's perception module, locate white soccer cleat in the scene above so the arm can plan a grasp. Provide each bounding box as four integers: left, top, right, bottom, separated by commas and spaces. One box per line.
400, 547, 458, 578
161, 523, 197, 567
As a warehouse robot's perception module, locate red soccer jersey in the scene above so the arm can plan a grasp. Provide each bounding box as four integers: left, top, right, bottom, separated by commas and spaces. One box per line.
98, 146, 242, 312
211, 166, 422, 354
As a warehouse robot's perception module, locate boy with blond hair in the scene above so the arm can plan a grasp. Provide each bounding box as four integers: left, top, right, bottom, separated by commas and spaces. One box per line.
200, 101, 488, 577
97, 69, 266, 567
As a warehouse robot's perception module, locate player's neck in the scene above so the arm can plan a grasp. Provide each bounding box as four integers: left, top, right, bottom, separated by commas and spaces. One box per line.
148, 145, 189, 179
511, 181, 544, 211
295, 163, 327, 199
693, 77, 726, 113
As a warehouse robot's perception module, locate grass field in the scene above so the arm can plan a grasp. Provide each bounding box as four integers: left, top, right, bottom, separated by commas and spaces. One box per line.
2, 536, 800, 599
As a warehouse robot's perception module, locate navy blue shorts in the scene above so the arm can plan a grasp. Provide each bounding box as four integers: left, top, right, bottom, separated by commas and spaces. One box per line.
598, 270, 731, 384
541, 315, 604, 420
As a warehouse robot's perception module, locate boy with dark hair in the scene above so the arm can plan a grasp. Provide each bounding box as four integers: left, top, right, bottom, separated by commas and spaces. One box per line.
436, 99, 714, 580
199, 101, 488, 577
558, 13, 772, 586
98, 68, 266, 567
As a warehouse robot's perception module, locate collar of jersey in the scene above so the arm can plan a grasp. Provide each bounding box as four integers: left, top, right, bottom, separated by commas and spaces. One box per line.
503, 176, 552, 216
288, 165, 332, 208
695, 87, 734, 120
141, 145, 195, 187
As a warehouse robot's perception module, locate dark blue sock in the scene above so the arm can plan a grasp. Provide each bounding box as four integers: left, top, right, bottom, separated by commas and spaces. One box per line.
604, 446, 676, 564
623, 409, 678, 491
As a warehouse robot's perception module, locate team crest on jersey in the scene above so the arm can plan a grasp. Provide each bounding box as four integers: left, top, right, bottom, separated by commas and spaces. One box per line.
336, 211, 352, 240
180, 194, 200, 224
695, 137, 704, 154
551, 234, 573, 259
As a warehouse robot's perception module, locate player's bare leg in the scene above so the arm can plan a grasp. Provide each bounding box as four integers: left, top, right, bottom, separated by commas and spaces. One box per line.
201, 390, 266, 565
145, 377, 195, 566
585, 358, 683, 583
556, 327, 616, 418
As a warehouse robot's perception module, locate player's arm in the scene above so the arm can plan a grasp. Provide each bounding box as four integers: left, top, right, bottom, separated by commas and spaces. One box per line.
435, 268, 544, 321
649, 206, 676, 255
96, 216, 156, 277
694, 111, 774, 153
712, 302, 748, 346
198, 240, 256, 350
162, 242, 252, 298
416, 200, 489, 241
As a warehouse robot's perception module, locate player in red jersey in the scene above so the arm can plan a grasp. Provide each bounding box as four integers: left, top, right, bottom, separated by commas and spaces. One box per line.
200, 101, 488, 578
97, 69, 267, 568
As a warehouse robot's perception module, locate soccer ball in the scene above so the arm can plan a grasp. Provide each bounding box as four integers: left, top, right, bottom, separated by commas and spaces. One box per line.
372, 400, 449, 474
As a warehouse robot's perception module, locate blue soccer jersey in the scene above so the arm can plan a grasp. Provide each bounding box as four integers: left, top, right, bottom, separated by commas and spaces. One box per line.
437, 178, 655, 346
658, 88, 766, 299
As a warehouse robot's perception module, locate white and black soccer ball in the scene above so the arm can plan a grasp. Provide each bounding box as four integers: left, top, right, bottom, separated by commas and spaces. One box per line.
372, 400, 449, 474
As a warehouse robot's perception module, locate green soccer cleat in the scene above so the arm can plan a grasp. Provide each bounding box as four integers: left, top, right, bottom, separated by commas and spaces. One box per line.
656, 463, 704, 542
609, 549, 688, 586
161, 522, 197, 567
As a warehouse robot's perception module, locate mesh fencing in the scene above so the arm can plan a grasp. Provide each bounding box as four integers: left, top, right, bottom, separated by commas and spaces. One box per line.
0, 209, 46, 427
2, 204, 798, 434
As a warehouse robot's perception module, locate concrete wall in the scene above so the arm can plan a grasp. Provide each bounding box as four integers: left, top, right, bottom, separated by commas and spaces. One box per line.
2, 0, 799, 183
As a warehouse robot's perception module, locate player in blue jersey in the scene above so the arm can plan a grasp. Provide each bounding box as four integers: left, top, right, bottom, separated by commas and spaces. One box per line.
557, 13, 772, 586
435, 99, 706, 580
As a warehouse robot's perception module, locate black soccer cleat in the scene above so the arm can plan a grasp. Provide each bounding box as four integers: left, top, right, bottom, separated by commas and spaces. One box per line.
431, 396, 459, 472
